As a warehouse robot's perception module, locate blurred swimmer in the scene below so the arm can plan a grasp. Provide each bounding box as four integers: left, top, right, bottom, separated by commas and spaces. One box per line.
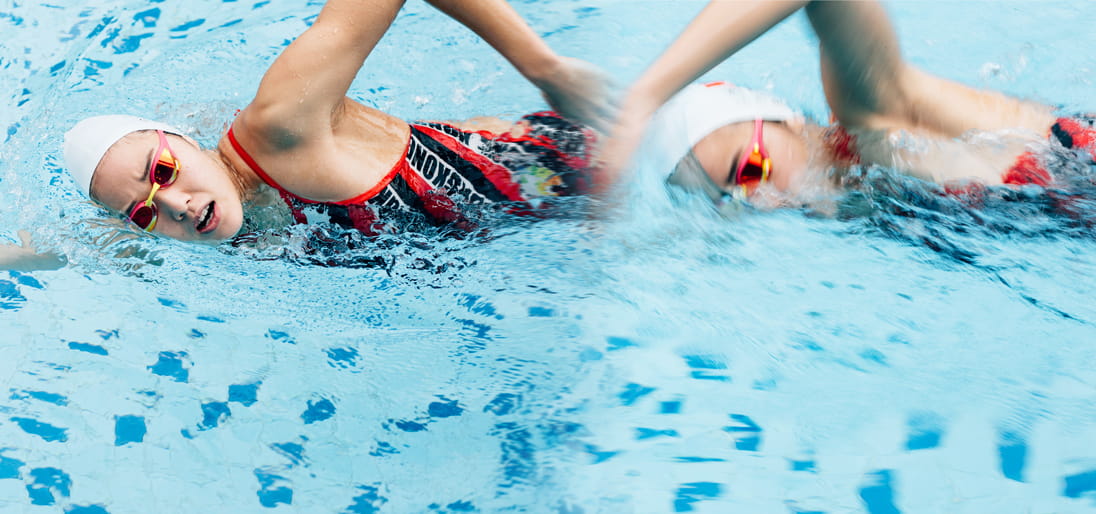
601, 1, 1094, 209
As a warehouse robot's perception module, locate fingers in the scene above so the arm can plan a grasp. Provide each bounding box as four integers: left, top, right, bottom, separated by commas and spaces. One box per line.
542, 91, 609, 133
582, 74, 622, 132
583, 107, 612, 134
536, 57, 622, 133
17, 230, 32, 249
588, 88, 622, 134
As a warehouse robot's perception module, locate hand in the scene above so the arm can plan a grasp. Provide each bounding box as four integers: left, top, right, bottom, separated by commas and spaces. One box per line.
531, 56, 617, 133
589, 88, 665, 194
0, 231, 66, 271
593, 116, 650, 193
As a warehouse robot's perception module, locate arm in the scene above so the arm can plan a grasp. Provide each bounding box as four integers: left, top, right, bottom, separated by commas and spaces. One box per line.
624, 1, 806, 123
632, 0, 1049, 135
425, 0, 615, 130
0, 231, 65, 272
804, 1, 905, 128
599, 1, 807, 186
425, 0, 559, 85
247, 0, 612, 137
244, 0, 408, 136
808, 2, 1053, 136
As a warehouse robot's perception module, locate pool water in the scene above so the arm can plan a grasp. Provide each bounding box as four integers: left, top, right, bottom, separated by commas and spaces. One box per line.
2, 1, 1096, 512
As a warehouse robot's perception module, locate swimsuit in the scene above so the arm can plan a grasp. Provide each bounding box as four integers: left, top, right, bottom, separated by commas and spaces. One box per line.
825, 116, 1096, 187
227, 111, 596, 236
1002, 116, 1096, 186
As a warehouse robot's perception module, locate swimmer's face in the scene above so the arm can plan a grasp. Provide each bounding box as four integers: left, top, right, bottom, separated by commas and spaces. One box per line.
690, 120, 809, 198
90, 130, 244, 242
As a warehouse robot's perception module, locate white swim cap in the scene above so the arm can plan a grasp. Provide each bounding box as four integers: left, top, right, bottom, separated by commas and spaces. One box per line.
63, 115, 184, 197
638, 82, 799, 181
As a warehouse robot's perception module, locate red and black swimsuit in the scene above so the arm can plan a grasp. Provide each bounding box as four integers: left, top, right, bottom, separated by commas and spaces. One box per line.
1002, 115, 1096, 186
227, 112, 596, 236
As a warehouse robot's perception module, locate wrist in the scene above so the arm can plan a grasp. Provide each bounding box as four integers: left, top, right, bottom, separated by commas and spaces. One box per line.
619, 88, 662, 125
521, 52, 564, 88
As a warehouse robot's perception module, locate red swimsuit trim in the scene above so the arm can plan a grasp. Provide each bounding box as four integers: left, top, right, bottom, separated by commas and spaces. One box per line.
225, 123, 410, 206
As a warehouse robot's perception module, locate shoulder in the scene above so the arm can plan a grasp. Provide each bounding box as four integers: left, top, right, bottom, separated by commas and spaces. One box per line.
226, 100, 411, 203
222, 105, 339, 198
235, 100, 337, 152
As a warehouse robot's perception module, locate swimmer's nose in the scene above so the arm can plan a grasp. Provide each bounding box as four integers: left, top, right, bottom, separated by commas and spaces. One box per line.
156, 188, 191, 223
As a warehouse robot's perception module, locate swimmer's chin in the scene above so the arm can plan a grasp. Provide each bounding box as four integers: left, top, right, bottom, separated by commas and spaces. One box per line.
164, 222, 242, 244
190, 201, 244, 243
199, 224, 243, 244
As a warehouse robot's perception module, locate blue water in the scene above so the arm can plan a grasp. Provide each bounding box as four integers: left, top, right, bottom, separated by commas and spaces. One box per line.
3, 1, 1096, 512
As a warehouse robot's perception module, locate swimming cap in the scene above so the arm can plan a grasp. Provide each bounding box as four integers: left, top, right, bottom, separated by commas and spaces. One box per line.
637, 83, 799, 181
63, 115, 184, 197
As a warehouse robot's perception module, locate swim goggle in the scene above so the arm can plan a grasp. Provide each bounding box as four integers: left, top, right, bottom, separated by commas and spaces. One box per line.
728, 118, 772, 197
126, 130, 181, 232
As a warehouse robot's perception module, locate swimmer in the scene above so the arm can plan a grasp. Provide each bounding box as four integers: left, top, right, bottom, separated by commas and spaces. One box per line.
600, 1, 1095, 208
2, 0, 614, 270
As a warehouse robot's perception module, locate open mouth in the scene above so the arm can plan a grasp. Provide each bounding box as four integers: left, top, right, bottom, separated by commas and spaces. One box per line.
195, 201, 216, 233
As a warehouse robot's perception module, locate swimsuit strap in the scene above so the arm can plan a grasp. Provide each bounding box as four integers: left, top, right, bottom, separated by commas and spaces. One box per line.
225, 123, 407, 205
336, 137, 411, 206
225, 124, 289, 194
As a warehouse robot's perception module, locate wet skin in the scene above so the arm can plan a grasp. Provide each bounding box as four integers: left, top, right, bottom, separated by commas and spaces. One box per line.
690, 119, 812, 198
87, 114, 520, 243
686, 115, 1058, 204
90, 130, 246, 242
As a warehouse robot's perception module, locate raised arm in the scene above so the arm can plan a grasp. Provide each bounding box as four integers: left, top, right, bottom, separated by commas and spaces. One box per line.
598, 1, 807, 185
425, 0, 615, 130
625, 1, 806, 124
246, 0, 613, 137
426, 0, 560, 85
807, 2, 1053, 136
805, 2, 908, 129
244, 0, 408, 135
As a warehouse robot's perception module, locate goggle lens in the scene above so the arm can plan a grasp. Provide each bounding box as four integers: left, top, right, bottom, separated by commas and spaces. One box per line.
125, 131, 178, 232
128, 202, 158, 231
731, 119, 772, 195
152, 147, 180, 186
